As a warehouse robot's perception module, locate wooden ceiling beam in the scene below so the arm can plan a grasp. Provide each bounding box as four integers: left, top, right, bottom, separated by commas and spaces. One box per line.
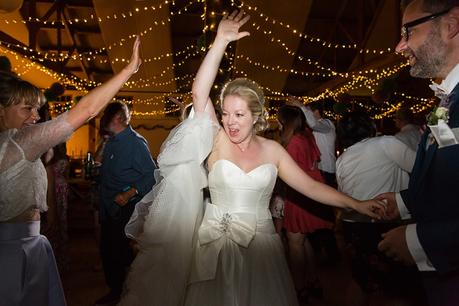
23, 0, 94, 8
0, 31, 82, 88
61, 7, 90, 80
318, 0, 349, 66
27, 0, 38, 49
33, 24, 101, 34
40, 0, 61, 21
67, 66, 111, 74
39, 45, 107, 55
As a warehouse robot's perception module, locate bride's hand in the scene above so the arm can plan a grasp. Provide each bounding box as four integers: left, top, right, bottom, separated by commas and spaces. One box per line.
125, 35, 142, 75
216, 10, 250, 43
354, 199, 387, 220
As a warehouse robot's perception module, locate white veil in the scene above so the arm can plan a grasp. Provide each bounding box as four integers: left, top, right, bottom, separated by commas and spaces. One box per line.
120, 109, 219, 306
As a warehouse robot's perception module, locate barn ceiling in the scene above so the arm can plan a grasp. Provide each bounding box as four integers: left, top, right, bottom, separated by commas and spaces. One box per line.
0, 0, 434, 118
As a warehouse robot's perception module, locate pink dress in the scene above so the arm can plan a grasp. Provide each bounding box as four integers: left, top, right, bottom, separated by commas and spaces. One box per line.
282, 133, 333, 233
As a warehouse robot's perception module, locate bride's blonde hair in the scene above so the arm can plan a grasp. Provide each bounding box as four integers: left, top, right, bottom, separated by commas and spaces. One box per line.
219, 78, 269, 133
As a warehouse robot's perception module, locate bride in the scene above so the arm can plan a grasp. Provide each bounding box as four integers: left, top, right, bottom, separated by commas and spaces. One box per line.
118, 10, 385, 306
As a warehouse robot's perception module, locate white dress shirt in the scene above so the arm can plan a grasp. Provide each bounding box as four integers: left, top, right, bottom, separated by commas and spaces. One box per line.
395, 124, 422, 152
336, 136, 415, 202
300, 106, 336, 173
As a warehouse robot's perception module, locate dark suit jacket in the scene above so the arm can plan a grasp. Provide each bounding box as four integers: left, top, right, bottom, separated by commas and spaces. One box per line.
400, 83, 459, 274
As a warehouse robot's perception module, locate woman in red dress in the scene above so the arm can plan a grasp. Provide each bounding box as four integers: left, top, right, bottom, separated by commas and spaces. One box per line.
277, 105, 333, 301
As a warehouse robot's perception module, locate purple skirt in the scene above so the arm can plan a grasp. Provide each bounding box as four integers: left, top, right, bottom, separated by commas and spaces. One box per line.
0, 221, 66, 306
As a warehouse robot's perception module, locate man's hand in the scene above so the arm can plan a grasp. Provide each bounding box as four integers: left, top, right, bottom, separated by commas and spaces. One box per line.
375, 192, 400, 220
286, 96, 304, 108
114, 188, 137, 206
378, 225, 415, 265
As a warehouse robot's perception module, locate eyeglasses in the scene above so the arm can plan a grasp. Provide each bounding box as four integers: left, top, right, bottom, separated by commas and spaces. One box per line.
401, 8, 451, 41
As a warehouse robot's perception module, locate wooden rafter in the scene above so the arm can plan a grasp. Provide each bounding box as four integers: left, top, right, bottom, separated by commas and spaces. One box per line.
0, 31, 81, 89
23, 0, 93, 8
61, 7, 91, 80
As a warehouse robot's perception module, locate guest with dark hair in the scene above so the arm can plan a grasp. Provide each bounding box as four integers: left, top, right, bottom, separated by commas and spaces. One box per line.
394, 107, 422, 151
336, 111, 416, 301
378, 1, 459, 304
287, 97, 340, 262
95, 100, 157, 306
277, 105, 333, 302
0, 37, 141, 306
287, 98, 336, 186
336, 111, 377, 149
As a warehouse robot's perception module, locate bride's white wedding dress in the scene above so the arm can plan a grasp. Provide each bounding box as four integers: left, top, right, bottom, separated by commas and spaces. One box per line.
186, 159, 298, 305
118, 112, 298, 306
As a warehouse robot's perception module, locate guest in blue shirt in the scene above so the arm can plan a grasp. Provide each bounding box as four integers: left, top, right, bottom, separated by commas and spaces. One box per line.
96, 101, 156, 306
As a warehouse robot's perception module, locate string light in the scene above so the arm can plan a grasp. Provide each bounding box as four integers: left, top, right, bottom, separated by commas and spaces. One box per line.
1, 0, 190, 27
229, 0, 393, 55
0, 46, 96, 90
0, 39, 198, 67
1, 2, 434, 120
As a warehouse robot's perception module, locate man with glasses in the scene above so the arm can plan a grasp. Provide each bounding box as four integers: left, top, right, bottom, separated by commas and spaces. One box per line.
376, 1, 459, 305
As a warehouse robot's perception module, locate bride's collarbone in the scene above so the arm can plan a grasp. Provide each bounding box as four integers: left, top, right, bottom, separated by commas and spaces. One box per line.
210, 136, 272, 172
212, 154, 267, 174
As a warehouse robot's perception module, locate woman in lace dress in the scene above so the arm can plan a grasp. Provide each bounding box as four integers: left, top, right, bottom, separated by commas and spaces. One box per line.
0, 37, 141, 306
278, 105, 333, 301
119, 11, 385, 306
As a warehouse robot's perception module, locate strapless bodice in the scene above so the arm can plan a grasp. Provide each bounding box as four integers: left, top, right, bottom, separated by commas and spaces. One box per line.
208, 159, 277, 220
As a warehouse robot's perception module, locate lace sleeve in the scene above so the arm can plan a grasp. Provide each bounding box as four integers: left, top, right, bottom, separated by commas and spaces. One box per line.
157, 111, 219, 168
13, 112, 74, 162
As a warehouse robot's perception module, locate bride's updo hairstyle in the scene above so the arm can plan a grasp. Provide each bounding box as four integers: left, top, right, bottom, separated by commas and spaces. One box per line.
220, 78, 269, 133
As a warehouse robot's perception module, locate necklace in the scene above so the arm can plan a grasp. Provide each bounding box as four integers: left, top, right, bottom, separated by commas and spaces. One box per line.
238, 145, 247, 152
236, 133, 255, 153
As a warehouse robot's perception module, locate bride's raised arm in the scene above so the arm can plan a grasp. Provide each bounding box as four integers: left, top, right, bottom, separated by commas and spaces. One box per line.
274, 144, 386, 219
191, 10, 250, 120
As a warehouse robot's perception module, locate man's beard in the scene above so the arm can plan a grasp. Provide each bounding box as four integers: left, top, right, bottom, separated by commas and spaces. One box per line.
410, 26, 447, 78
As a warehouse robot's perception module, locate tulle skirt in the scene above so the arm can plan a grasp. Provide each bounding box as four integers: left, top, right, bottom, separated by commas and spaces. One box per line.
185, 219, 299, 306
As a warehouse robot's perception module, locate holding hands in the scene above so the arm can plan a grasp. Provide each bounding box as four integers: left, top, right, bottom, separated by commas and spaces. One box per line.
353, 199, 387, 220
374, 192, 415, 264
217, 10, 250, 44
375, 192, 400, 220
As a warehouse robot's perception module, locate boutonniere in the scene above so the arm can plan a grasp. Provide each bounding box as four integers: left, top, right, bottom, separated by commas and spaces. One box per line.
427, 106, 449, 126
426, 106, 459, 148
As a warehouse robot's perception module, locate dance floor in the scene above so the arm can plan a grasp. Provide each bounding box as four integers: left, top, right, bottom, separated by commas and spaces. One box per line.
62, 185, 427, 306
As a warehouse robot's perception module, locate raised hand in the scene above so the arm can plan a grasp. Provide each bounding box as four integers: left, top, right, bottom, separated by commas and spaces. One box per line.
168, 96, 193, 119
126, 35, 142, 74
168, 96, 187, 110
286, 96, 304, 108
216, 10, 250, 43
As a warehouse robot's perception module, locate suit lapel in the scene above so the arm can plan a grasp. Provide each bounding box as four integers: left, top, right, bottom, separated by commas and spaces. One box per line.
413, 83, 459, 186
416, 135, 437, 184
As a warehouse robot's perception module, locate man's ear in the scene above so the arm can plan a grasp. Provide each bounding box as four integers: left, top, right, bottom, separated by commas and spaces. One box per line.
445, 7, 459, 39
